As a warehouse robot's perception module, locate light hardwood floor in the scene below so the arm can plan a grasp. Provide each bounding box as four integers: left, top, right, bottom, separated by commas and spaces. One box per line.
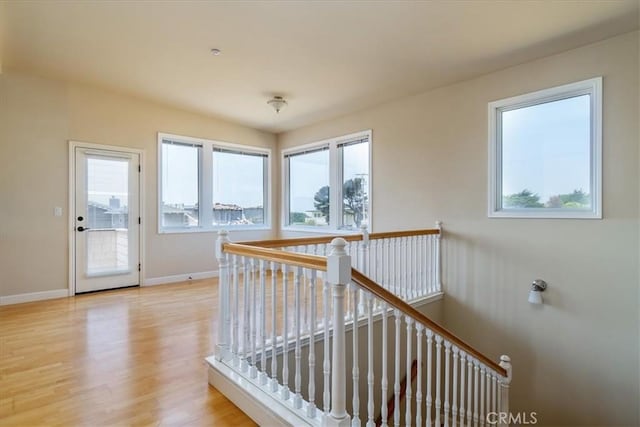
0, 279, 257, 427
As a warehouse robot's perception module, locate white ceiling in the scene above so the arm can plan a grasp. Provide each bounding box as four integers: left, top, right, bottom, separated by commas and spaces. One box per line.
3, 1, 638, 133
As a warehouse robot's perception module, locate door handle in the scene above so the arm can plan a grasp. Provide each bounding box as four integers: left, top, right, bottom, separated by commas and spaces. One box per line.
77, 226, 91, 232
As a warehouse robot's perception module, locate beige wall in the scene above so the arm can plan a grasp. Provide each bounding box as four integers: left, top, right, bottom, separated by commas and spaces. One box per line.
0, 1, 4, 74
278, 32, 640, 426
0, 72, 277, 297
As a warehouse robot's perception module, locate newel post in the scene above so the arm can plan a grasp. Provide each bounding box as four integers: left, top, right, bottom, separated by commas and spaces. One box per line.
498, 355, 512, 427
435, 221, 443, 292
325, 238, 352, 427
215, 230, 231, 361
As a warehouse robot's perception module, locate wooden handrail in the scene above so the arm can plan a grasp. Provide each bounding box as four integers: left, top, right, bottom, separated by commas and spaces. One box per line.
351, 268, 507, 377
369, 228, 439, 240
222, 243, 328, 271
237, 228, 440, 248
238, 234, 363, 248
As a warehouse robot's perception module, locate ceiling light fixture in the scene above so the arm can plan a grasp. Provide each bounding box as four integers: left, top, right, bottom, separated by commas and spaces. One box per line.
267, 96, 288, 114
210, 48, 222, 56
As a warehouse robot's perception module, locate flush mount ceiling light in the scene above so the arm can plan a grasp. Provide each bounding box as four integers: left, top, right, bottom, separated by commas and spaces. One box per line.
267, 96, 288, 114
210, 48, 222, 56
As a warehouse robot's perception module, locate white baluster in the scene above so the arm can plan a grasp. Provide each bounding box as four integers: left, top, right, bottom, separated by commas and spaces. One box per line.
431, 234, 436, 295
294, 266, 302, 408
327, 238, 351, 426
381, 302, 389, 427
424, 235, 430, 295
492, 374, 497, 415
411, 236, 417, 299
233, 255, 240, 367
486, 371, 492, 422
242, 257, 250, 373
393, 309, 401, 427
452, 346, 459, 427
260, 260, 267, 384
323, 273, 331, 414
416, 235, 423, 298
402, 237, 408, 299
281, 264, 290, 401
391, 238, 397, 296
303, 260, 309, 333
352, 283, 361, 427
405, 317, 413, 427
270, 261, 278, 392
366, 294, 375, 427
444, 341, 452, 427
435, 335, 443, 427
473, 360, 479, 427
307, 269, 317, 418
215, 230, 231, 361
374, 239, 381, 284
415, 324, 424, 427
480, 366, 486, 427
359, 224, 370, 316
384, 238, 390, 293
410, 236, 416, 299
250, 258, 257, 379
426, 329, 433, 427
467, 357, 473, 427
498, 356, 512, 427
459, 352, 466, 427
435, 221, 442, 293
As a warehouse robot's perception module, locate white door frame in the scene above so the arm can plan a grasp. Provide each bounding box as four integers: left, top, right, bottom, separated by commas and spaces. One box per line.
68, 141, 145, 295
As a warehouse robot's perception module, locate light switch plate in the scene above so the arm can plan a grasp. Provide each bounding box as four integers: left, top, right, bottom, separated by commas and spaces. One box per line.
54, 207, 63, 217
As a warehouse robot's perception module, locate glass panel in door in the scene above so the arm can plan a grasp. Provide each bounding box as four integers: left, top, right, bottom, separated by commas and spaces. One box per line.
86, 157, 131, 276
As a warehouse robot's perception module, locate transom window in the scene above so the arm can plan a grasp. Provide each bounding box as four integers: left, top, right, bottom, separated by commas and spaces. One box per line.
488, 77, 602, 218
283, 130, 371, 231
158, 133, 270, 233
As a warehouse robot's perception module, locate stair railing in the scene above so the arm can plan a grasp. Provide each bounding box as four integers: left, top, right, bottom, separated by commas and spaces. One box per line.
239, 222, 443, 302
213, 230, 511, 427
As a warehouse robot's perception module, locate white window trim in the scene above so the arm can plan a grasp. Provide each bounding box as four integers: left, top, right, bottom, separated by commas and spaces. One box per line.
157, 132, 271, 234
488, 77, 602, 219
282, 130, 372, 233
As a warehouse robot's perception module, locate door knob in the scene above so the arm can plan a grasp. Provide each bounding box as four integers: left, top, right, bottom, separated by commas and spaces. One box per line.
77, 226, 91, 232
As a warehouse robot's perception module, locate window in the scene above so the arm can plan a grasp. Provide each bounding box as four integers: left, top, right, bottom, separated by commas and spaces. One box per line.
161, 141, 201, 228
212, 148, 268, 226
488, 77, 602, 218
159, 133, 270, 232
283, 130, 371, 231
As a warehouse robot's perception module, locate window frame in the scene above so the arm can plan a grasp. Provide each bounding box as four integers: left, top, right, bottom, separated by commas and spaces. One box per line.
282, 130, 372, 233
488, 77, 602, 219
157, 132, 271, 234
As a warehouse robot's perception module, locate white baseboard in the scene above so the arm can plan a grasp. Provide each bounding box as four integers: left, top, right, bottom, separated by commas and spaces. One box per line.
0, 289, 70, 306
206, 356, 320, 427
143, 270, 219, 286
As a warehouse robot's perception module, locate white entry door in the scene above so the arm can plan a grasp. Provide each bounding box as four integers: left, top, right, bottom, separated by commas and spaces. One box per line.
74, 146, 141, 293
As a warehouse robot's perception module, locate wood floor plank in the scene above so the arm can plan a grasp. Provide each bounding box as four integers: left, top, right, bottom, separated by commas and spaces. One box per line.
0, 279, 257, 427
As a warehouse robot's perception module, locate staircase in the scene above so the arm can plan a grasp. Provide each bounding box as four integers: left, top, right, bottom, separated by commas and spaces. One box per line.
206, 224, 512, 426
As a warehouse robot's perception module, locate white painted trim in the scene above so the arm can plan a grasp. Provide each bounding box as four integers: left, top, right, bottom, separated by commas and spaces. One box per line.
207, 357, 321, 427
157, 132, 273, 234
68, 141, 145, 295
143, 270, 219, 286
0, 289, 70, 306
488, 77, 602, 219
